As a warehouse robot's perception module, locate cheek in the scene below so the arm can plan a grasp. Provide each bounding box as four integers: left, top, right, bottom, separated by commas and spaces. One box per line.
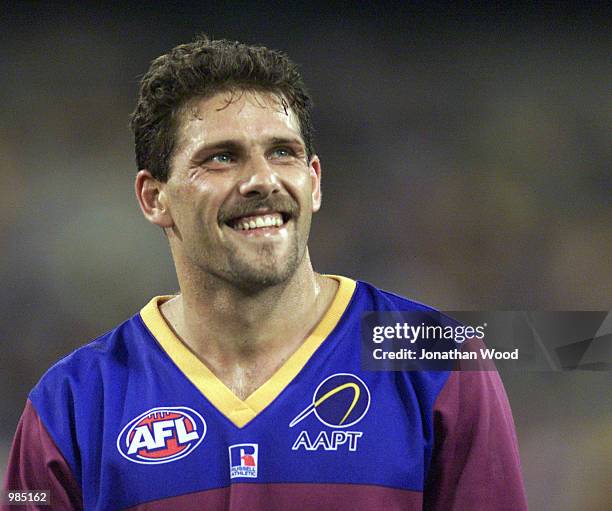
288, 170, 313, 198
167, 188, 206, 230
299, 174, 317, 211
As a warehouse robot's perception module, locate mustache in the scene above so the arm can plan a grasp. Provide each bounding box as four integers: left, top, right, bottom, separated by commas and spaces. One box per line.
218, 195, 300, 224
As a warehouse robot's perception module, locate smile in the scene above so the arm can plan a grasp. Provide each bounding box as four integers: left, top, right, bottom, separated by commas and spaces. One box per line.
226, 211, 291, 234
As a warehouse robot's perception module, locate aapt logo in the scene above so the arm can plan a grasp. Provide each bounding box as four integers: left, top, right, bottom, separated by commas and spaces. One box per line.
289, 373, 371, 452
117, 406, 206, 464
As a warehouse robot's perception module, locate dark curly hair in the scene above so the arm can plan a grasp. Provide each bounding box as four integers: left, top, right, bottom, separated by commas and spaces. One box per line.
130, 35, 315, 181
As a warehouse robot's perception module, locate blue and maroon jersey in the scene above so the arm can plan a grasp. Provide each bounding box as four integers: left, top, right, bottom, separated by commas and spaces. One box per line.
3, 276, 527, 510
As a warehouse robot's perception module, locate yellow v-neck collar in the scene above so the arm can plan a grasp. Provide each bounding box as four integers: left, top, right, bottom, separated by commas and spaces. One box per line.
139, 275, 356, 428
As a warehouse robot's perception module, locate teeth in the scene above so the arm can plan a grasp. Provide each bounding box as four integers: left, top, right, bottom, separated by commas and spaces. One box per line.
232, 213, 285, 231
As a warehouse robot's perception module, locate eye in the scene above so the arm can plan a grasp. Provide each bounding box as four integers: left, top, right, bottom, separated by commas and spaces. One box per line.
207, 152, 234, 164
269, 147, 295, 159
199, 152, 236, 170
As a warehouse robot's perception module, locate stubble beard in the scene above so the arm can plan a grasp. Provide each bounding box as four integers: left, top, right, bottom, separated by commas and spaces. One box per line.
223, 230, 305, 292
214, 195, 309, 292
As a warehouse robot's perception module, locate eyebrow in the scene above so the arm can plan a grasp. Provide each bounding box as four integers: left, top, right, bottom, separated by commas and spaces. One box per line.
267, 136, 304, 147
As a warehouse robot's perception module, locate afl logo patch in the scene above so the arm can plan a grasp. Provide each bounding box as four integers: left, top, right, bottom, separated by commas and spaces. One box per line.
116, 407, 206, 464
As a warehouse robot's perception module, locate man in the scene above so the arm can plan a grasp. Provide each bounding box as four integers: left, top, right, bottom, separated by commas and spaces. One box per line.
3, 36, 527, 510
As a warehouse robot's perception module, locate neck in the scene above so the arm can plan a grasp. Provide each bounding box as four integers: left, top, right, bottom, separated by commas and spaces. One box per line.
162, 250, 337, 366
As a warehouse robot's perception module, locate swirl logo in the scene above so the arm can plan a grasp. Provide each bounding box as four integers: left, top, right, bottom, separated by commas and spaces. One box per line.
290, 373, 371, 428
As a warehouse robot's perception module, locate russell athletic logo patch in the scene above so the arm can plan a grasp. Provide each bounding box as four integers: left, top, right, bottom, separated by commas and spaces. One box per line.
228, 443, 259, 479
117, 407, 206, 464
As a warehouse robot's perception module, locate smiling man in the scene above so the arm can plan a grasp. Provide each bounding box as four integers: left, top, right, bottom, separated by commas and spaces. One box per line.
135, 89, 337, 402
2, 36, 527, 510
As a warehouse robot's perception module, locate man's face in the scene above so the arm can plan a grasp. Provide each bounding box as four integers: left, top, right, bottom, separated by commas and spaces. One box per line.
160, 90, 321, 290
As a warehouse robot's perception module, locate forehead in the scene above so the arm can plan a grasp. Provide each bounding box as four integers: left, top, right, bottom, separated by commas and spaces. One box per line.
174, 90, 302, 151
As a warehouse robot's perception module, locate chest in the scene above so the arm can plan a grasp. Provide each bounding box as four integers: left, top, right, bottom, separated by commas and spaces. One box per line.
216, 358, 289, 400
84, 371, 431, 510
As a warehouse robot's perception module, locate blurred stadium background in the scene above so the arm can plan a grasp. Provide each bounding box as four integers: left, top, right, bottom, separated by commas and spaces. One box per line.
1, 3, 610, 509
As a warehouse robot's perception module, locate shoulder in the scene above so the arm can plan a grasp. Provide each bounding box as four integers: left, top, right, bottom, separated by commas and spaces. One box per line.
353, 277, 440, 313
19, 310, 153, 486
351, 277, 460, 391
28, 308, 153, 410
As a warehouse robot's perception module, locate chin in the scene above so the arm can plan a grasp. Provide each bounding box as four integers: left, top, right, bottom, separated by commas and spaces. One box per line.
225, 248, 301, 291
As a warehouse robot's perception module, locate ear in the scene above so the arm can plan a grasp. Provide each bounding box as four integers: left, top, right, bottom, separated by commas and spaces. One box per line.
135, 170, 174, 228
309, 155, 322, 212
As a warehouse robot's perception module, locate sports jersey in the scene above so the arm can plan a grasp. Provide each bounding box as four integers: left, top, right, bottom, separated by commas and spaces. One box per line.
3, 276, 527, 510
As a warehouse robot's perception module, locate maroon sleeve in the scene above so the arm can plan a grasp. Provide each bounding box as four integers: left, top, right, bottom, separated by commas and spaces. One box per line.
424, 367, 528, 510
2, 400, 83, 511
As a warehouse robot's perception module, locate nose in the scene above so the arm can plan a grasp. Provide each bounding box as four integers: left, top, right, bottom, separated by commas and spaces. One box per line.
238, 156, 281, 199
